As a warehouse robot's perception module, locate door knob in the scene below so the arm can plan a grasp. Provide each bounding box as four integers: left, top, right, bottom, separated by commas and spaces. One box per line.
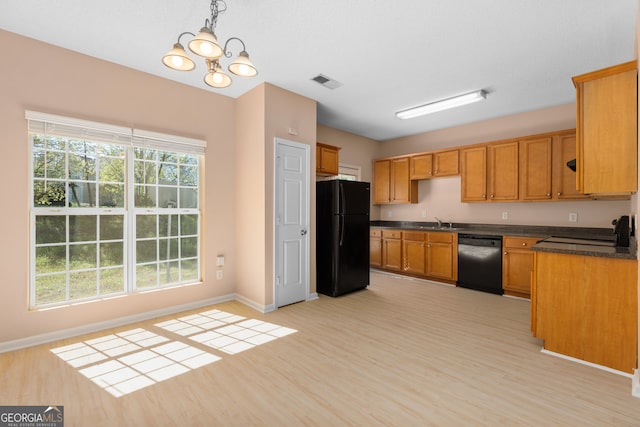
300, 229, 307, 236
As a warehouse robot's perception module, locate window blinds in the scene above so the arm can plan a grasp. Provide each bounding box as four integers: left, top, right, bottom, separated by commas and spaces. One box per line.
25, 110, 207, 154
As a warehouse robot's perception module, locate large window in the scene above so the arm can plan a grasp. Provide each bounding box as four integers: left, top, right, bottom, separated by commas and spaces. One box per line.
28, 111, 205, 308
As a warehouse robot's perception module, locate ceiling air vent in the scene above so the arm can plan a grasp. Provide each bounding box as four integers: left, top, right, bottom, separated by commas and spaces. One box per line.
311, 74, 343, 90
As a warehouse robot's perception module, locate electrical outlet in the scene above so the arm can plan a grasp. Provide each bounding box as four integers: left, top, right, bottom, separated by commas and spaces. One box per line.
502, 212, 509, 220
216, 255, 225, 267
216, 270, 223, 280
569, 213, 578, 222
421, 210, 427, 218
387, 211, 393, 218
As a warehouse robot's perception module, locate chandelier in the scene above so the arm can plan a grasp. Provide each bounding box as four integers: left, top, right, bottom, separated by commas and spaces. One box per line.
162, 0, 258, 89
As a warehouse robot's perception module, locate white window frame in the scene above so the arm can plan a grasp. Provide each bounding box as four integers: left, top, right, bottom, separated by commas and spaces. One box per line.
337, 163, 362, 181
27, 111, 206, 309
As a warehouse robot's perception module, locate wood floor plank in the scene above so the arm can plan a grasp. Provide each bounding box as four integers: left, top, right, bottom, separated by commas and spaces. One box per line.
1, 271, 640, 426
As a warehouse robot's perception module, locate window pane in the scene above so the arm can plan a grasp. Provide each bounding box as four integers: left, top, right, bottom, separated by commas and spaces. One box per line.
99, 157, 125, 183
34, 181, 67, 207
136, 215, 156, 238
181, 259, 198, 282
45, 135, 66, 151
158, 187, 177, 208
69, 270, 97, 299
69, 182, 96, 207
159, 215, 178, 237
160, 261, 179, 285
136, 240, 157, 263
159, 163, 178, 185
180, 237, 198, 258
36, 216, 66, 244
136, 264, 157, 289
36, 245, 66, 274
135, 185, 156, 208
159, 238, 179, 260
68, 153, 96, 181
100, 215, 124, 240
181, 215, 198, 235
33, 149, 45, 178
180, 165, 198, 186
179, 188, 198, 209
35, 274, 67, 305
99, 183, 125, 208
69, 216, 96, 242
45, 151, 66, 179
100, 267, 125, 294
69, 243, 97, 270
100, 242, 123, 267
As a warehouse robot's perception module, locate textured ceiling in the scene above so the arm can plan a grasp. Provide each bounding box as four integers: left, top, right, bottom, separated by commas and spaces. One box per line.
0, 0, 637, 141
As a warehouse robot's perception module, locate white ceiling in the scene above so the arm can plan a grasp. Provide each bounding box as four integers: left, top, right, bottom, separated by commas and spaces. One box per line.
0, 1, 637, 141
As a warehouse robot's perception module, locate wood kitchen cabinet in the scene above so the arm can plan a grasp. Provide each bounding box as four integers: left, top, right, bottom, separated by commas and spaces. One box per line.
402, 231, 426, 275
533, 251, 638, 373
370, 229, 382, 267
316, 142, 340, 176
411, 149, 460, 180
519, 137, 552, 200
487, 141, 519, 201
373, 158, 418, 204
552, 132, 590, 200
502, 236, 541, 299
460, 146, 487, 201
382, 229, 403, 270
572, 61, 638, 194
426, 232, 457, 281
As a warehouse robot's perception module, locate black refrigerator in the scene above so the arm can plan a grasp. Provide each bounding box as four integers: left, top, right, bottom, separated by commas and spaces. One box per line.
316, 180, 370, 297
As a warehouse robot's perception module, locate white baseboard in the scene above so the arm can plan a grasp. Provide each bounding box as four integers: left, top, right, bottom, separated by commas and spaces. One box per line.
540, 348, 633, 378
633, 369, 640, 398
233, 293, 274, 313
0, 294, 236, 354
307, 292, 319, 301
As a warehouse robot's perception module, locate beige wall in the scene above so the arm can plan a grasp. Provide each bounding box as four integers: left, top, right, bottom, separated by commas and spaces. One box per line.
0, 30, 238, 343
235, 83, 317, 310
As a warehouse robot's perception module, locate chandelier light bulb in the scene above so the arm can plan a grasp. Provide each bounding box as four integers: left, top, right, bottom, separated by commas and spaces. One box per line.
171, 56, 184, 68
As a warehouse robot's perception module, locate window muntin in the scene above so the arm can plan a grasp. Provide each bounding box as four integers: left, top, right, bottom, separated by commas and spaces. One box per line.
29, 119, 203, 309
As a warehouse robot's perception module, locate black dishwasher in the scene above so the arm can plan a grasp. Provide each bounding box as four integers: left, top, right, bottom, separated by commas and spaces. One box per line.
457, 234, 503, 295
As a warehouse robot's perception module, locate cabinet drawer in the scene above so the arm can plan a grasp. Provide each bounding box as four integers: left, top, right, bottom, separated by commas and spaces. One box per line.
503, 236, 541, 249
403, 231, 426, 241
382, 229, 402, 239
370, 229, 382, 237
428, 232, 454, 243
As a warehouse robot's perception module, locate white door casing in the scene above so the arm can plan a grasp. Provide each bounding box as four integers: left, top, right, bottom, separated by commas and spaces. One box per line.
274, 138, 309, 307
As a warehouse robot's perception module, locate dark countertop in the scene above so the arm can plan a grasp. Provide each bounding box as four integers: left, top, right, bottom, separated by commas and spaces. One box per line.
370, 220, 637, 260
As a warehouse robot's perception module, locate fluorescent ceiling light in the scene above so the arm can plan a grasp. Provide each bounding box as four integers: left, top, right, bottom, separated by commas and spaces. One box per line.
396, 90, 487, 120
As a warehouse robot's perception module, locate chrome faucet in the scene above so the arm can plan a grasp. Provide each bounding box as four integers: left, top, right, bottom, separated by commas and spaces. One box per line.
434, 217, 442, 228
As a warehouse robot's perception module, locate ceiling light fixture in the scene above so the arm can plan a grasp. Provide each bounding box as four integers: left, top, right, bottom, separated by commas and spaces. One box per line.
395, 90, 487, 120
162, 0, 257, 89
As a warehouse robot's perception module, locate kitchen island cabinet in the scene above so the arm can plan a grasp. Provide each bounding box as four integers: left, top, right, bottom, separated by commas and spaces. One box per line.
532, 251, 638, 373
502, 236, 542, 299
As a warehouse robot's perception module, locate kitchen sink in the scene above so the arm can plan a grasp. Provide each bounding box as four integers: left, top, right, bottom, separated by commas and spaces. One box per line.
416, 226, 461, 231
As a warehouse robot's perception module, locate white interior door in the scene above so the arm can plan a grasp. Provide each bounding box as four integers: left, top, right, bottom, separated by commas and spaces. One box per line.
275, 138, 309, 307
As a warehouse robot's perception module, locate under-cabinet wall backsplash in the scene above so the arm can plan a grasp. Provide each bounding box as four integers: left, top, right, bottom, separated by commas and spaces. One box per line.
374, 177, 633, 228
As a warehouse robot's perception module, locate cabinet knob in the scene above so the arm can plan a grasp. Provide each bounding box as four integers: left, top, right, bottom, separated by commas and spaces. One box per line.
546, 193, 550, 197
482, 194, 486, 199
557, 192, 561, 196
522, 242, 527, 246
504, 251, 508, 255
490, 194, 495, 199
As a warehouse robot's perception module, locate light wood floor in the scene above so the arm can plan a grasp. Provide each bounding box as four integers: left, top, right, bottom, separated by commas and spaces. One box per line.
2, 271, 640, 426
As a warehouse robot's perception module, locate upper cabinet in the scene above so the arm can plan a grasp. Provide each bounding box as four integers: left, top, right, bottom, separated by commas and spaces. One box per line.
519, 136, 552, 201
552, 132, 590, 200
460, 146, 487, 201
316, 142, 340, 176
373, 157, 418, 204
410, 149, 459, 180
487, 141, 519, 201
572, 61, 638, 195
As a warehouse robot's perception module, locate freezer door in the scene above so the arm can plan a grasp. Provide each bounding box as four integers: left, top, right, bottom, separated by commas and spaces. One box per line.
338, 180, 370, 215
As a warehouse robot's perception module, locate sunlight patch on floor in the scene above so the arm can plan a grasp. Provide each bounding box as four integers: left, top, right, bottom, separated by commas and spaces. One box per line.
50, 310, 297, 397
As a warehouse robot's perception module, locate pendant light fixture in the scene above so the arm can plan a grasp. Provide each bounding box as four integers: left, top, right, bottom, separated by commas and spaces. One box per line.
162, 0, 258, 89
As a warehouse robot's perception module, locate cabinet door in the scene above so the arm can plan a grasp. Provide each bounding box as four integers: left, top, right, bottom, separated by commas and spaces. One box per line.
370, 229, 382, 267
319, 146, 339, 175
553, 132, 590, 200
390, 157, 417, 203
502, 236, 540, 299
403, 232, 426, 275
488, 141, 519, 201
433, 149, 460, 177
426, 232, 457, 280
574, 62, 637, 194
382, 238, 402, 270
373, 160, 390, 204
460, 146, 487, 201
519, 137, 552, 200
410, 153, 433, 180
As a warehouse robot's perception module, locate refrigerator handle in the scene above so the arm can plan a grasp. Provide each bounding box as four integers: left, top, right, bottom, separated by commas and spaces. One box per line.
339, 181, 346, 215
339, 214, 345, 247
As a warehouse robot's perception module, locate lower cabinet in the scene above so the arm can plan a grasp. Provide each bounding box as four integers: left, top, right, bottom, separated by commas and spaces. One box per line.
381, 229, 403, 271
370, 229, 382, 267
502, 236, 542, 299
371, 228, 457, 282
